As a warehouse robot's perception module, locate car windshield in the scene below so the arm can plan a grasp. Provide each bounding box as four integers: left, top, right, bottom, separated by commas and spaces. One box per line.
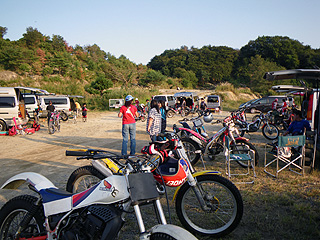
154, 96, 166, 102
208, 96, 219, 102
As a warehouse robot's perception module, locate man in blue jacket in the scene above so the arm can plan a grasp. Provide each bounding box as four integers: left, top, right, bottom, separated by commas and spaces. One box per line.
284, 109, 311, 136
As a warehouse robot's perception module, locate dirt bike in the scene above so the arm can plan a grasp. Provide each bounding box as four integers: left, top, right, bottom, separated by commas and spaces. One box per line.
65, 133, 244, 237
178, 116, 259, 167
0, 154, 197, 240
233, 111, 279, 140
48, 110, 60, 134
166, 107, 188, 118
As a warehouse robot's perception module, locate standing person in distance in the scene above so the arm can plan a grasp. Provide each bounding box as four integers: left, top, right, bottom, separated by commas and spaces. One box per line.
82, 103, 88, 122
200, 98, 207, 111
159, 100, 167, 135
146, 99, 162, 142
46, 101, 55, 126
118, 95, 139, 156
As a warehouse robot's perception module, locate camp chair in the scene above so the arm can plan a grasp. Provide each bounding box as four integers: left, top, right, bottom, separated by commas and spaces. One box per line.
224, 136, 256, 184
264, 135, 306, 178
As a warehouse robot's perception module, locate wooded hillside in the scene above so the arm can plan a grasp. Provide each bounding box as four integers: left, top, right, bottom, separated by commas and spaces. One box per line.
1, 26, 319, 109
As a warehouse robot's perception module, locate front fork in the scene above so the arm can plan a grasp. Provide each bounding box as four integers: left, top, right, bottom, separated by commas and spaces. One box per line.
186, 171, 211, 212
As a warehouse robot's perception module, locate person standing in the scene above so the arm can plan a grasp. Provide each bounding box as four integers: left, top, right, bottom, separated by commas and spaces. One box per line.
281, 98, 287, 115
118, 95, 139, 155
159, 100, 167, 134
46, 101, 55, 126
82, 103, 88, 122
146, 99, 161, 142
75, 101, 81, 116
200, 98, 207, 111
272, 98, 278, 110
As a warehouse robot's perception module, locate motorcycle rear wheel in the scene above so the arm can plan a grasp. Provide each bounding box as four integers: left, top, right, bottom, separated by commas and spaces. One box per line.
175, 174, 243, 237
181, 137, 201, 166
60, 111, 68, 121
0, 195, 45, 240
231, 139, 259, 167
66, 166, 105, 193
166, 110, 175, 118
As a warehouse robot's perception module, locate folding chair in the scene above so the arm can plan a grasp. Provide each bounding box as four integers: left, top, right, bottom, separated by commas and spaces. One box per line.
264, 135, 306, 178
224, 136, 256, 184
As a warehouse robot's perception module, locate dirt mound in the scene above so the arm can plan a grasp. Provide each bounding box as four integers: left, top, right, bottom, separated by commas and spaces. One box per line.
0, 71, 19, 81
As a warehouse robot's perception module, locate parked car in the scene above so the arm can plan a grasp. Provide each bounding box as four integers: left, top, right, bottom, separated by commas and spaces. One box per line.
245, 95, 287, 113
238, 99, 257, 109
152, 95, 176, 110
206, 95, 222, 112
0, 87, 28, 131
39, 95, 72, 120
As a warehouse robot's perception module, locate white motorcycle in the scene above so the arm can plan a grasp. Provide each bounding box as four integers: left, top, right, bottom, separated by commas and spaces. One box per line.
0, 155, 197, 240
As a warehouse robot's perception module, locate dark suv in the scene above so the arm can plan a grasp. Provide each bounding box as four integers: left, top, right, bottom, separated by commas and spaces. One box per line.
245, 96, 287, 113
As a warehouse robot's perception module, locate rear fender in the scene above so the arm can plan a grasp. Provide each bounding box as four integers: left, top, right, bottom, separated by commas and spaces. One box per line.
172, 170, 221, 201
1, 172, 57, 192
234, 137, 249, 143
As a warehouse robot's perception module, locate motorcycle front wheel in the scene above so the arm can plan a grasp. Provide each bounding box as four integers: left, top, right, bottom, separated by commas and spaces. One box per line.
0, 195, 45, 240
66, 166, 105, 193
262, 123, 279, 140
175, 174, 243, 237
166, 110, 175, 118
48, 121, 55, 134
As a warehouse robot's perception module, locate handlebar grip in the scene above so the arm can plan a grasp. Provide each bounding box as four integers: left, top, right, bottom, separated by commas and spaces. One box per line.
66, 149, 92, 156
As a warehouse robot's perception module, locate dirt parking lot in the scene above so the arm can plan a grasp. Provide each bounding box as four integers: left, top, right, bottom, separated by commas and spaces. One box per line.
0, 111, 264, 207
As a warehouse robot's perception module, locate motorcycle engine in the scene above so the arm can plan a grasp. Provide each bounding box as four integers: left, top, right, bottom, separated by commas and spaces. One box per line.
57, 205, 123, 240
208, 142, 224, 155
248, 123, 259, 132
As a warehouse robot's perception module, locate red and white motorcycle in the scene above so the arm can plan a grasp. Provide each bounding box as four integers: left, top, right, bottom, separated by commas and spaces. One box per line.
0, 155, 198, 240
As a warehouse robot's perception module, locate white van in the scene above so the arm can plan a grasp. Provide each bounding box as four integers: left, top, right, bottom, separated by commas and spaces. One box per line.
0, 87, 28, 131
23, 94, 39, 118
153, 95, 176, 110
39, 96, 71, 120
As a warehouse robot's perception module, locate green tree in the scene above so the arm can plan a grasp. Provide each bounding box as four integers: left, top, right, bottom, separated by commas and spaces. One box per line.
22, 27, 44, 49
0, 26, 7, 39
139, 69, 165, 87
89, 74, 113, 95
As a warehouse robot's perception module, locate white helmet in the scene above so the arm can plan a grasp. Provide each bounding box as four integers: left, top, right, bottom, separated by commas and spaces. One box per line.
203, 112, 214, 123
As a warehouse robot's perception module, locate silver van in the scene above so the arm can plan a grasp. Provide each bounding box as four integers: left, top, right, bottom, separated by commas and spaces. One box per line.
206, 95, 221, 112
0, 87, 28, 131
39, 96, 71, 120
153, 95, 176, 110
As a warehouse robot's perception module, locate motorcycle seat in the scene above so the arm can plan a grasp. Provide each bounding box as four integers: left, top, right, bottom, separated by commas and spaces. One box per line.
43, 188, 73, 197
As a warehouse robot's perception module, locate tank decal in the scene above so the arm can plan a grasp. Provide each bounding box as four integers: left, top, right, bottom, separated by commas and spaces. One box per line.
72, 183, 99, 207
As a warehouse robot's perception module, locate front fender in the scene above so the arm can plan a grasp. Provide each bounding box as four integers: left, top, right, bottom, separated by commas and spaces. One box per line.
172, 170, 221, 201
150, 224, 197, 240
1, 172, 57, 192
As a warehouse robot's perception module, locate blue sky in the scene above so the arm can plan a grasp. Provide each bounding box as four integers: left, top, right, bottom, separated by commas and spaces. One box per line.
1, 0, 320, 65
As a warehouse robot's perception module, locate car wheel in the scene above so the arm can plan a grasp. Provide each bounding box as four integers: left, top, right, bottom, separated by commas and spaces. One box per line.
0, 120, 7, 131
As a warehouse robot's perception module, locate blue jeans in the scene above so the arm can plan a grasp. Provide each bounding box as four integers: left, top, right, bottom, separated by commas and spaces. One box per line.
122, 123, 136, 155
